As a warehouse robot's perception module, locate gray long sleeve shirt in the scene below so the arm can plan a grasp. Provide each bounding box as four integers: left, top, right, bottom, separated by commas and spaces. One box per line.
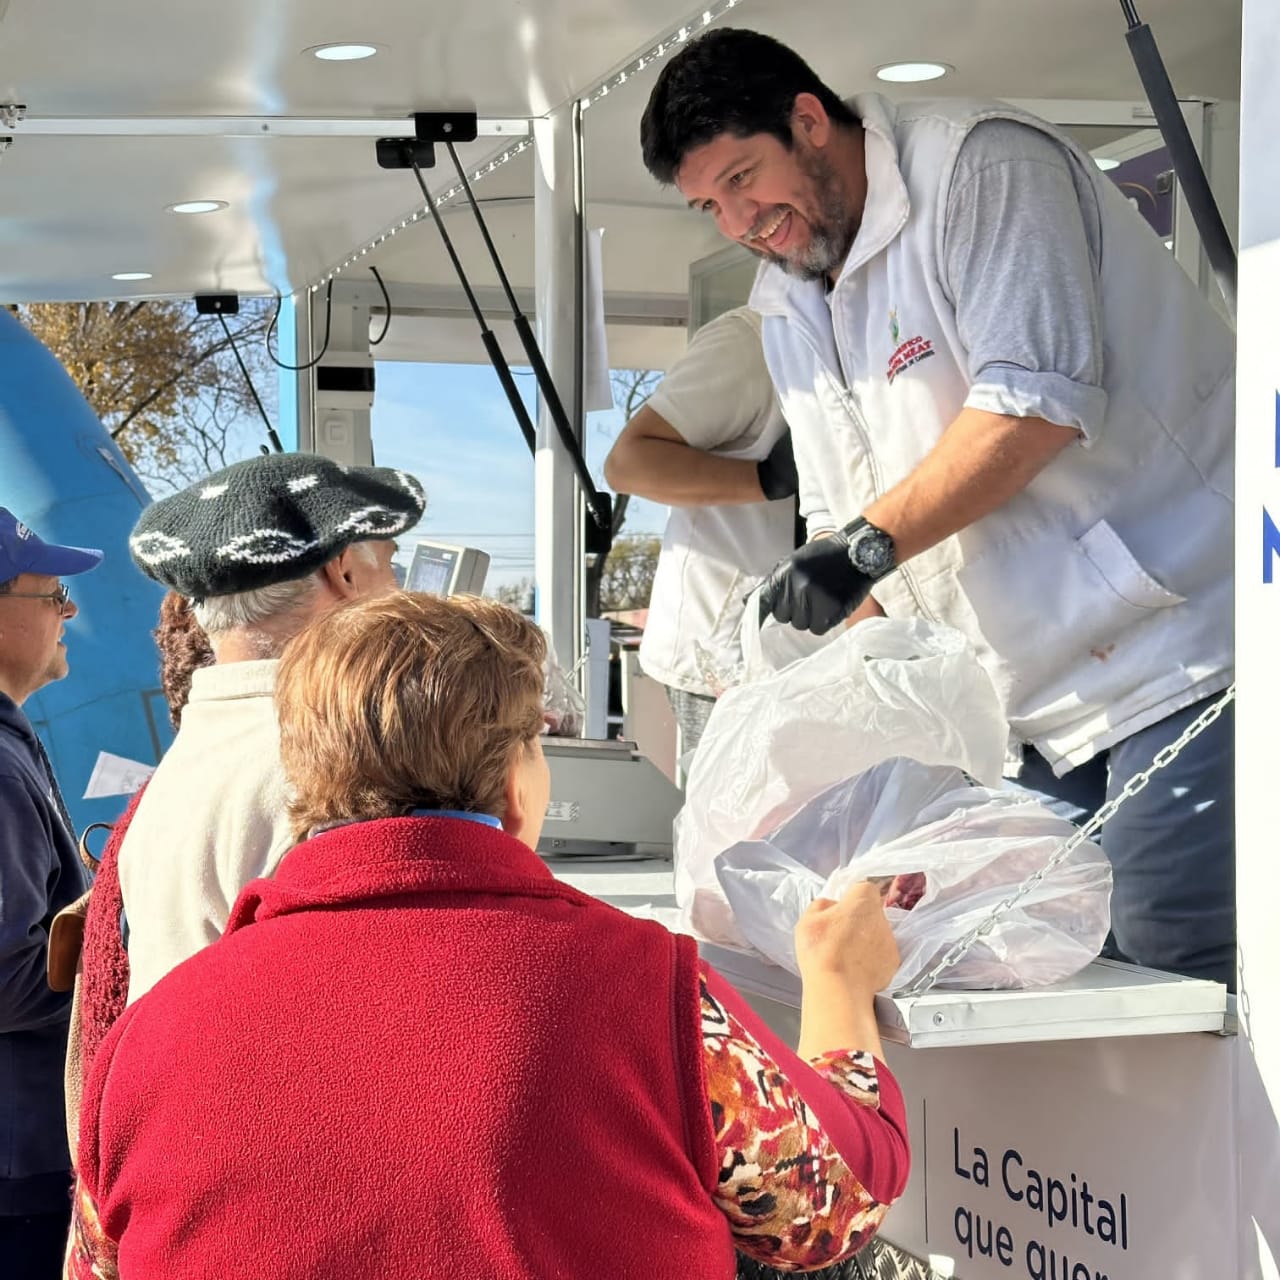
944, 117, 1110, 439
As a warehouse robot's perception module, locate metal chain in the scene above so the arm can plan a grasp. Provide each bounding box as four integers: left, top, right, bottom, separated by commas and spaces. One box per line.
899, 684, 1236, 997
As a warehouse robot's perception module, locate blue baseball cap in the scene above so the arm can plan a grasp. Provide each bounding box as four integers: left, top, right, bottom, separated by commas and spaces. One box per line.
0, 508, 103, 582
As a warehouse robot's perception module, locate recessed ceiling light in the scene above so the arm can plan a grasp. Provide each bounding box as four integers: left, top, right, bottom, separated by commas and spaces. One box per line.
875, 61, 951, 83
310, 43, 379, 61
1094, 157, 1121, 172
167, 200, 229, 215
111, 272, 153, 281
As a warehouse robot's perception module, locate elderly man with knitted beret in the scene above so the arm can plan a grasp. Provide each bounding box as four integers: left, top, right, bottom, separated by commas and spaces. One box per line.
63, 454, 426, 1161
116, 452, 426, 1001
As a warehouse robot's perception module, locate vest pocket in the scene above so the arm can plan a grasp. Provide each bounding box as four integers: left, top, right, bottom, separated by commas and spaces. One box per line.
953, 517, 1186, 692
1076, 519, 1186, 611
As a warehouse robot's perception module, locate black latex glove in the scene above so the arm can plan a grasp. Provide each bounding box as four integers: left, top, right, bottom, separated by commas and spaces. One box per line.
755, 431, 798, 501
758, 527, 873, 634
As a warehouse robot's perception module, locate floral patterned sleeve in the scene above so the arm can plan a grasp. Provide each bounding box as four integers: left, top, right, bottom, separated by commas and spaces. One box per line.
700, 976, 895, 1272
65, 1174, 119, 1280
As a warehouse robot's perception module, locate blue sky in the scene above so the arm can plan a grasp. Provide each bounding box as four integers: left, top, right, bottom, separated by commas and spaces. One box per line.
370, 361, 667, 592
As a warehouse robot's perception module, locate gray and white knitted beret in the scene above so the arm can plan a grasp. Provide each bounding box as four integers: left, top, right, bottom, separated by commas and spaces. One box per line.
130, 452, 426, 600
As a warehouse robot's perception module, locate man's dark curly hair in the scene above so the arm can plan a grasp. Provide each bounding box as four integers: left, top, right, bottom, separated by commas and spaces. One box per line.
640, 28, 858, 186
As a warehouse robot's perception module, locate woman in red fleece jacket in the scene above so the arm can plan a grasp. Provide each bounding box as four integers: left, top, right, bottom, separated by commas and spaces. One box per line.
70, 591, 909, 1279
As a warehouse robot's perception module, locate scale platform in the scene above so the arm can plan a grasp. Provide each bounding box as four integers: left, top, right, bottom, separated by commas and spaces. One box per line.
538, 738, 683, 858
702, 945, 1229, 1049
551, 857, 1230, 1050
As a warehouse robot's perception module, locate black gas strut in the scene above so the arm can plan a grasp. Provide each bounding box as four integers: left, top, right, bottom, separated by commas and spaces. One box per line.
1118, 0, 1237, 317
378, 115, 611, 532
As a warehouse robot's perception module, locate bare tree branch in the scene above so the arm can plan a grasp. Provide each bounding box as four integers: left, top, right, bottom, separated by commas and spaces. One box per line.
597, 535, 661, 614
113, 313, 273, 438
491, 578, 535, 612
19, 299, 276, 490
585, 366, 662, 615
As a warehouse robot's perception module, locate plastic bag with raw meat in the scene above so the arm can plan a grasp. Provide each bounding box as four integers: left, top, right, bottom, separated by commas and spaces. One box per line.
673, 617, 1009, 948
715, 758, 1112, 991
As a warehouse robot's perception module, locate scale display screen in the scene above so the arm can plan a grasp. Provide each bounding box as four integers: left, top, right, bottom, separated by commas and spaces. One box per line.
407, 547, 456, 595
404, 541, 490, 597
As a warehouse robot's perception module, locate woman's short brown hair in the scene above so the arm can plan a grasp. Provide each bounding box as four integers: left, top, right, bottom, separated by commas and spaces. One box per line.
276, 591, 547, 839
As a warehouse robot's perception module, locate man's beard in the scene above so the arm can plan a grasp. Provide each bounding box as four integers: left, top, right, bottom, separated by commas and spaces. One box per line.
747, 149, 859, 282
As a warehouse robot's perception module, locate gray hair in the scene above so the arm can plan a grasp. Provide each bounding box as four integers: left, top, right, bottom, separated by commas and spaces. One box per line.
193, 540, 381, 638
192, 572, 322, 636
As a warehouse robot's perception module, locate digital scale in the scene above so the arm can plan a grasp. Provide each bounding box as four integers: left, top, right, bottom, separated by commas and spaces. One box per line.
404, 540, 490, 597
539, 737, 684, 859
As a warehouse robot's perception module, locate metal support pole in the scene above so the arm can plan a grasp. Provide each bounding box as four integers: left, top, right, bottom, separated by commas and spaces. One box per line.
532, 103, 586, 690
277, 294, 314, 453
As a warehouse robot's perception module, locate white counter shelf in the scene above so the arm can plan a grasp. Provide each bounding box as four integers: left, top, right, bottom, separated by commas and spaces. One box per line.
548, 855, 1229, 1049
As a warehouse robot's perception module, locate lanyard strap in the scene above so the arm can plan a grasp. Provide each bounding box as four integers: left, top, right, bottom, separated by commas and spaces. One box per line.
409, 808, 503, 830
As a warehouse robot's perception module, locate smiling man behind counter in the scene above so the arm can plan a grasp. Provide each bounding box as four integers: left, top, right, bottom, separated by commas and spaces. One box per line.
641, 28, 1236, 988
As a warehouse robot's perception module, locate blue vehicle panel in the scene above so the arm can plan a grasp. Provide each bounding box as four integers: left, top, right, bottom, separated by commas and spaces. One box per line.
0, 309, 169, 835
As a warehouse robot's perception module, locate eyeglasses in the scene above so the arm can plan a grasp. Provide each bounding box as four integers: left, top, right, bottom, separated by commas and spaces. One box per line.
0, 582, 71, 610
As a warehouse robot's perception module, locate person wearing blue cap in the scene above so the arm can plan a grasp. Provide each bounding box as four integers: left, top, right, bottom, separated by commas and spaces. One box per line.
0, 508, 102, 1278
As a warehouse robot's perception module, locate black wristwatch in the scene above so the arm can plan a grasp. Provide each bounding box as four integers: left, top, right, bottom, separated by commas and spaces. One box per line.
843, 517, 897, 580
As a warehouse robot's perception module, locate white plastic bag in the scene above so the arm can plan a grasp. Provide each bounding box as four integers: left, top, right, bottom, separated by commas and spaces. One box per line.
542, 636, 585, 737
692, 589, 837, 696
739, 591, 845, 681
716, 758, 1112, 991
673, 617, 1009, 948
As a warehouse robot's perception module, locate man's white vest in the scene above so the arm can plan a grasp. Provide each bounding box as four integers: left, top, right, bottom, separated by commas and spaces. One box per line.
751, 93, 1234, 774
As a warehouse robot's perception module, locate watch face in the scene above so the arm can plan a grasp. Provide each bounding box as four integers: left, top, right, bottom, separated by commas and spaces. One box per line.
851, 527, 895, 577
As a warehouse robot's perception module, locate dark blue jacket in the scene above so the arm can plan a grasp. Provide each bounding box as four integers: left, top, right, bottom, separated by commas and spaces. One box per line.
0, 691, 91, 1213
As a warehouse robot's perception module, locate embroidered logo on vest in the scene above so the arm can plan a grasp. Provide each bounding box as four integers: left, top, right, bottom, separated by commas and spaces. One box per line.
886, 308, 936, 384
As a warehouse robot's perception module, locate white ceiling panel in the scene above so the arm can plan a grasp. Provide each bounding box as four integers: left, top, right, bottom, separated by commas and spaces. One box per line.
0, 0, 695, 118
0, 133, 505, 301
574, 0, 1243, 212
0, 0, 1243, 305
